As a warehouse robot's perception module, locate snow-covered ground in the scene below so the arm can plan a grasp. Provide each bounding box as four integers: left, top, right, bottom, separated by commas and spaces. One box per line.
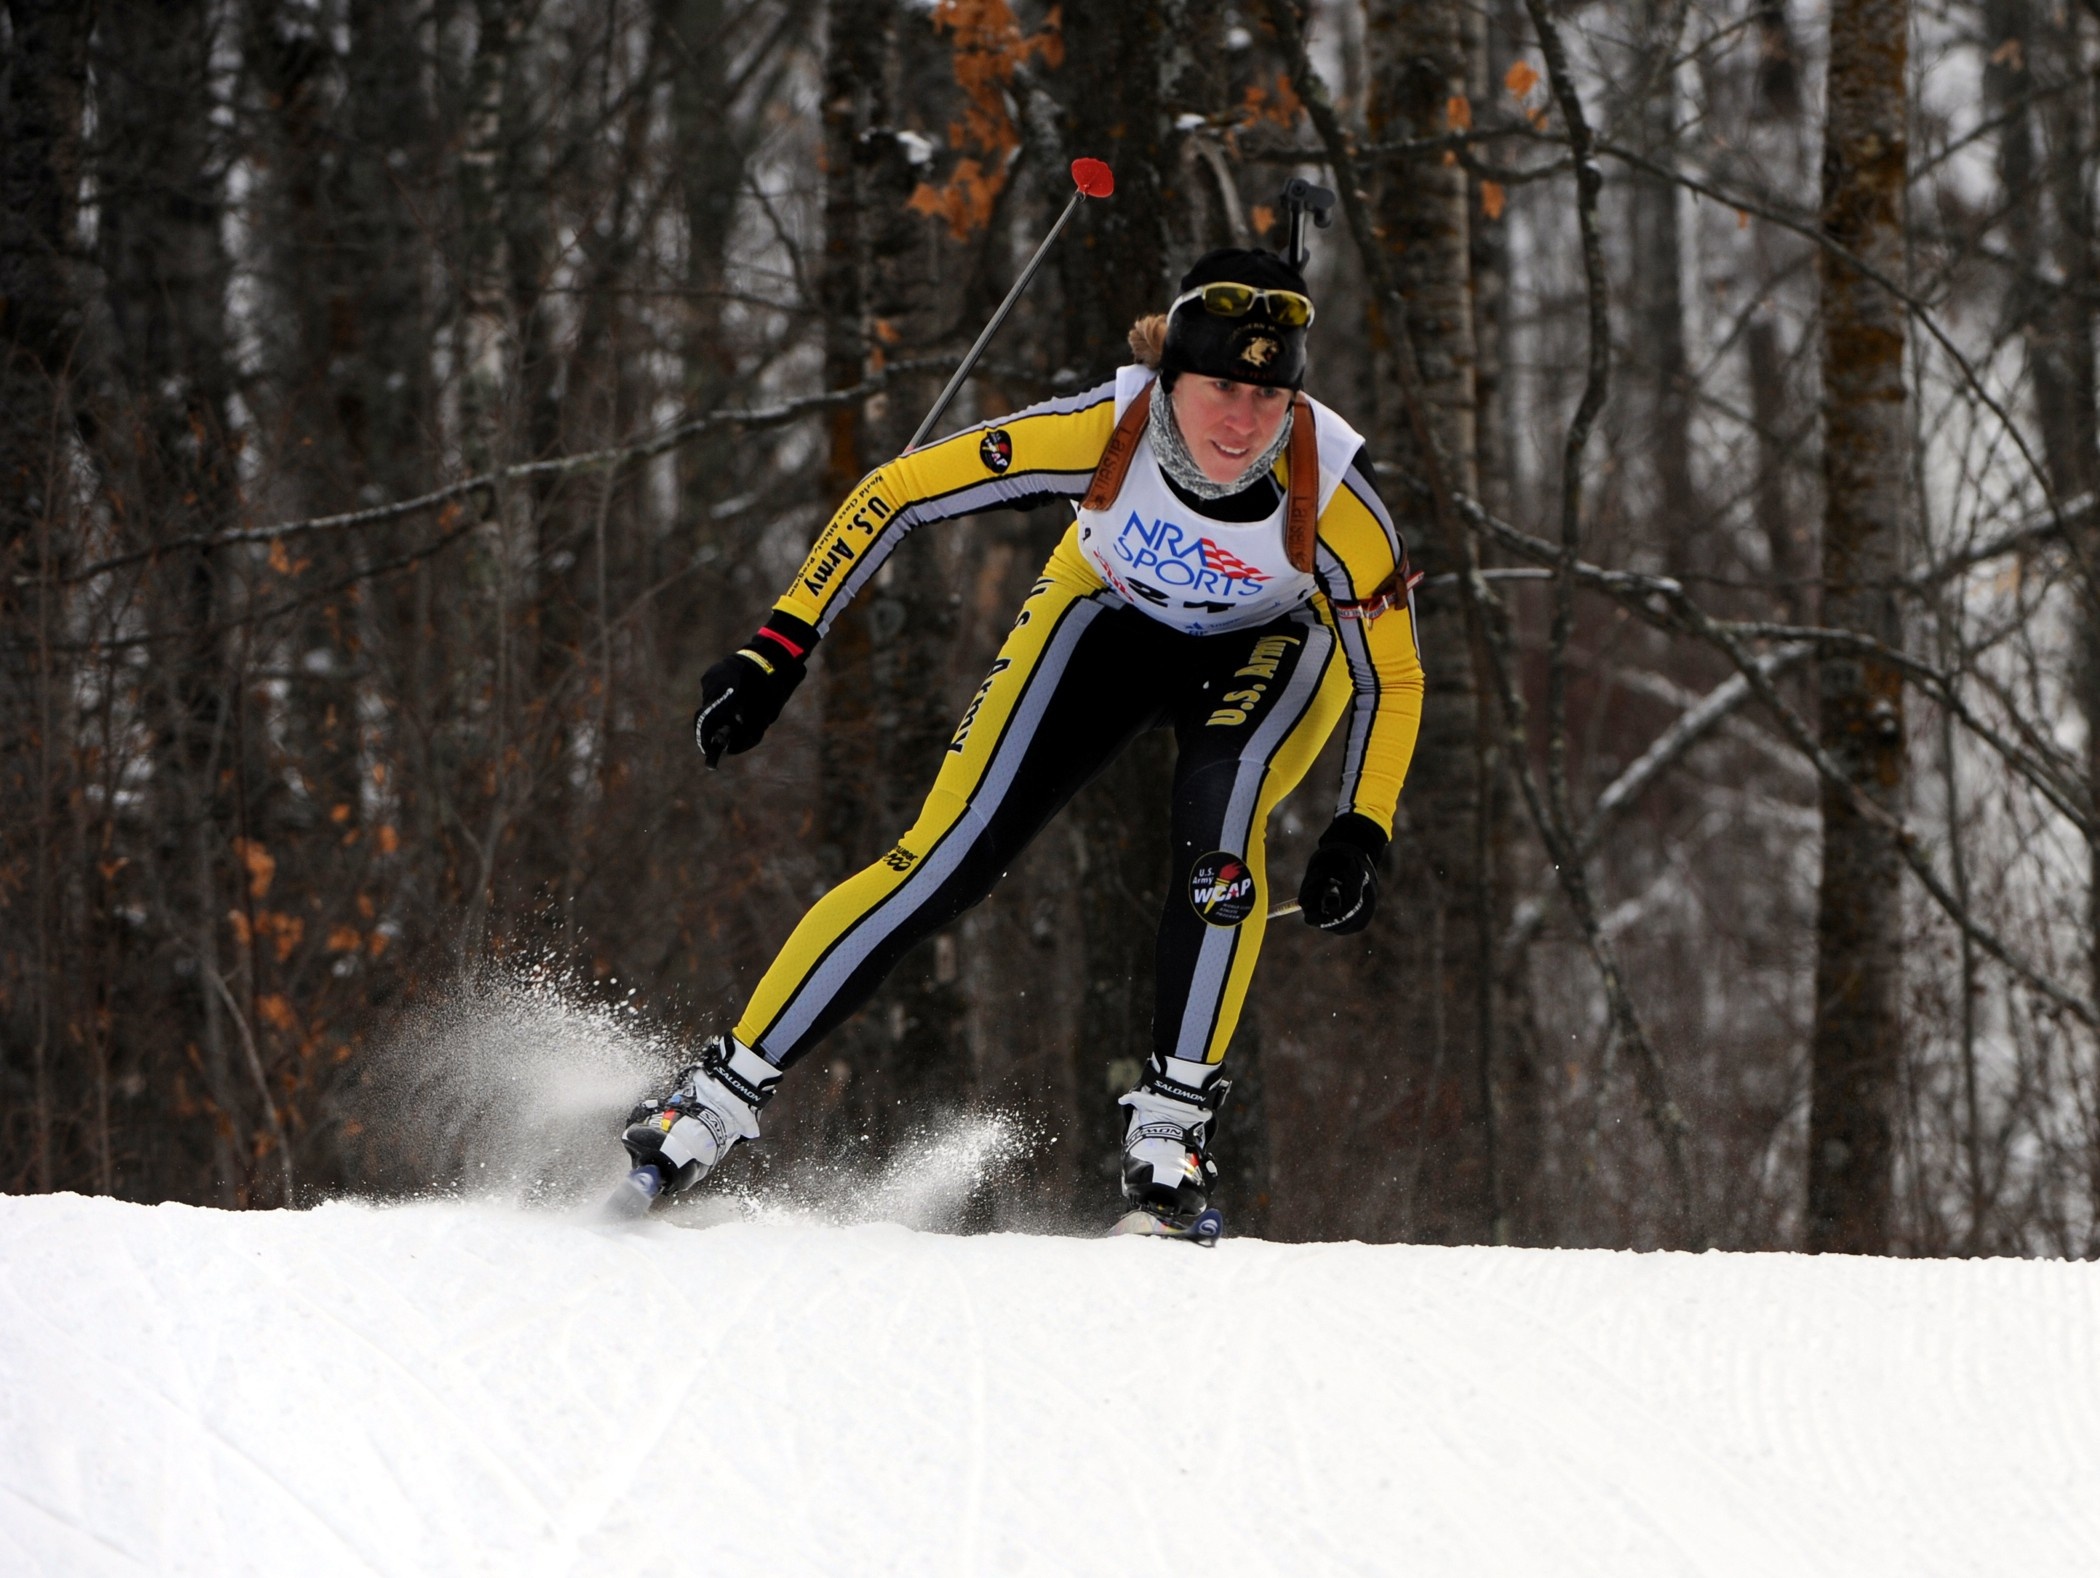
3, 1190, 2096, 1577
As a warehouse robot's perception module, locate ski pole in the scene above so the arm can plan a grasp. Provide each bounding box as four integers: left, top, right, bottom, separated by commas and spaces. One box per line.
903, 157, 1116, 453
1268, 899, 1301, 921
1279, 176, 1336, 272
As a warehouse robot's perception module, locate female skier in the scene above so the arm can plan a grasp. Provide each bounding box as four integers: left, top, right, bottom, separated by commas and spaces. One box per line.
621, 247, 1424, 1232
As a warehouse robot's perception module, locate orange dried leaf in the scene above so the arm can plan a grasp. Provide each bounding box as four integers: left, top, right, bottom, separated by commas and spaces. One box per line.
913, 0, 1062, 238
1481, 180, 1507, 221
270, 914, 304, 962
1447, 95, 1473, 131
257, 994, 298, 1033
1506, 60, 1542, 99
231, 837, 276, 899
1248, 203, 1276, 239
377, 825, 400, 855
1268, 73, 1304, 127
268, 538, 293, 575
327, 925, 362, 953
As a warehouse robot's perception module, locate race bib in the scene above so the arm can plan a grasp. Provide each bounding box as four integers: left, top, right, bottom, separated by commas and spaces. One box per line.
1075, 446, 1315, 636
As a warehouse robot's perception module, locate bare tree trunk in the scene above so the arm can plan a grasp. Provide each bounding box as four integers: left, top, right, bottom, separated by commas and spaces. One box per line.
814, 0, 972, 1152
98, 0, 243, 1200
1631, 0, 1698, 581
2, 0, 95, 1194
1055, 0, 1178, 1210
1806, 0, 1910, 1255
1471, 0, 1518, 529
1988, 0, 2100, 1147
1747, 317, 1808, 618
2032, 9, 2100, 1013
819, 0, 875, 507
1744, 3, 1810, 625
1473, 0, 1548, 1244
1364, 0, 1504, 1242
0, 0, 91, 601
663, 0, 748, 657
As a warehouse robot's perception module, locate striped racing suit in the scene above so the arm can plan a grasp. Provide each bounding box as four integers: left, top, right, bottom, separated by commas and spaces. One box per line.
732, 367, 1424, 1071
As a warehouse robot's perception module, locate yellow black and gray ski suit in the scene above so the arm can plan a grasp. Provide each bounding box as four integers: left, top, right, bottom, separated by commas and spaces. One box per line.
731, 366, 1424, 1071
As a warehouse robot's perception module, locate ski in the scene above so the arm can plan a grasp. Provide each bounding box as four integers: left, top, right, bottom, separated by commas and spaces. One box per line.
1109, 1205, 1225, 1247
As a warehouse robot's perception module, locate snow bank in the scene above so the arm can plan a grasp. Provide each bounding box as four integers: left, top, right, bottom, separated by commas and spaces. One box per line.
3, 1191, 2096, 1576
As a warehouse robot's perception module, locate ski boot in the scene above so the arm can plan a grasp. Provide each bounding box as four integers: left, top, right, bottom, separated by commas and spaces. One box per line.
607, 1034, 779, 1217
1111, 1055, 1228, 1246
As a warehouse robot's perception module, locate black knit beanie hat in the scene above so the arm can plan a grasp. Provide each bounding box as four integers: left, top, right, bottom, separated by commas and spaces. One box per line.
1159, 247, 1312, 391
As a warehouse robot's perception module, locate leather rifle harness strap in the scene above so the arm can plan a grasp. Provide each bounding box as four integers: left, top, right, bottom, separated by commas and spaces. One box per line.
1282, 390, 1318, 575
1081, 384, 1322, 576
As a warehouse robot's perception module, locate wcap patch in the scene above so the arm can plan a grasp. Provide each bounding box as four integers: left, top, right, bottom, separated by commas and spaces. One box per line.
979, 428, 1013, 474
1189, 851, 1257, 926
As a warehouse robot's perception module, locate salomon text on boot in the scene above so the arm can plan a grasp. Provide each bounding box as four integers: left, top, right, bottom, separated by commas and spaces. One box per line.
608, 1034, 779, 1217
1112, 1055, 1228, 1244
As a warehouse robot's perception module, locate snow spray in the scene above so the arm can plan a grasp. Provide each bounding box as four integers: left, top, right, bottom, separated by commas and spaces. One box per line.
352, 963, 681, 1207
352, 961, 1041, 1229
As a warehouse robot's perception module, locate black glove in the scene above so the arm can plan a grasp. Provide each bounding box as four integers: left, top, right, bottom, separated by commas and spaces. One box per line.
1297, 812, 1386, 934
694, 614, 816, 767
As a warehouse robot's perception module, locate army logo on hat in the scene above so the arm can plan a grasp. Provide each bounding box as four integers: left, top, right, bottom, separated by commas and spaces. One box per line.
1237, 334, 1280, 370
979, 428, 1013, 474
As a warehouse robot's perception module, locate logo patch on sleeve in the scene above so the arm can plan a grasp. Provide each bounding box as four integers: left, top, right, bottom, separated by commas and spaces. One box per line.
1188, 852, 1257, 926
979, 428, 1013, 474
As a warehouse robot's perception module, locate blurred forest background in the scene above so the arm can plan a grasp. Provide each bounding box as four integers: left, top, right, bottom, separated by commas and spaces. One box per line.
5, 0, 2098, 1255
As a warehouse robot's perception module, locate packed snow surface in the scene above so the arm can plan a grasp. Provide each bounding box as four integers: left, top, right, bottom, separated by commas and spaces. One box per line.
4, 1191, 2097, 1576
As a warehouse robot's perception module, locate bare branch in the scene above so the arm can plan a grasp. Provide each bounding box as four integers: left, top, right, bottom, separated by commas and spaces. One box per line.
1302, 112, 2096, 607
1455, 493, 2099, 1029
1905, 494, 2092, 592
1503, 643, 1816, 957
1584, 644, 1816, 845
1518, 0, 1701, 1242
60, 360, 958, 586
207, 968, 295, 1208
1458, 499, 2094, 834
1595, 138, 2094, 605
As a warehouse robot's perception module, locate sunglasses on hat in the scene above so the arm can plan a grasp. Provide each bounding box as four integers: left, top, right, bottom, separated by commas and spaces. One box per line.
1169, 281, 1316, 329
